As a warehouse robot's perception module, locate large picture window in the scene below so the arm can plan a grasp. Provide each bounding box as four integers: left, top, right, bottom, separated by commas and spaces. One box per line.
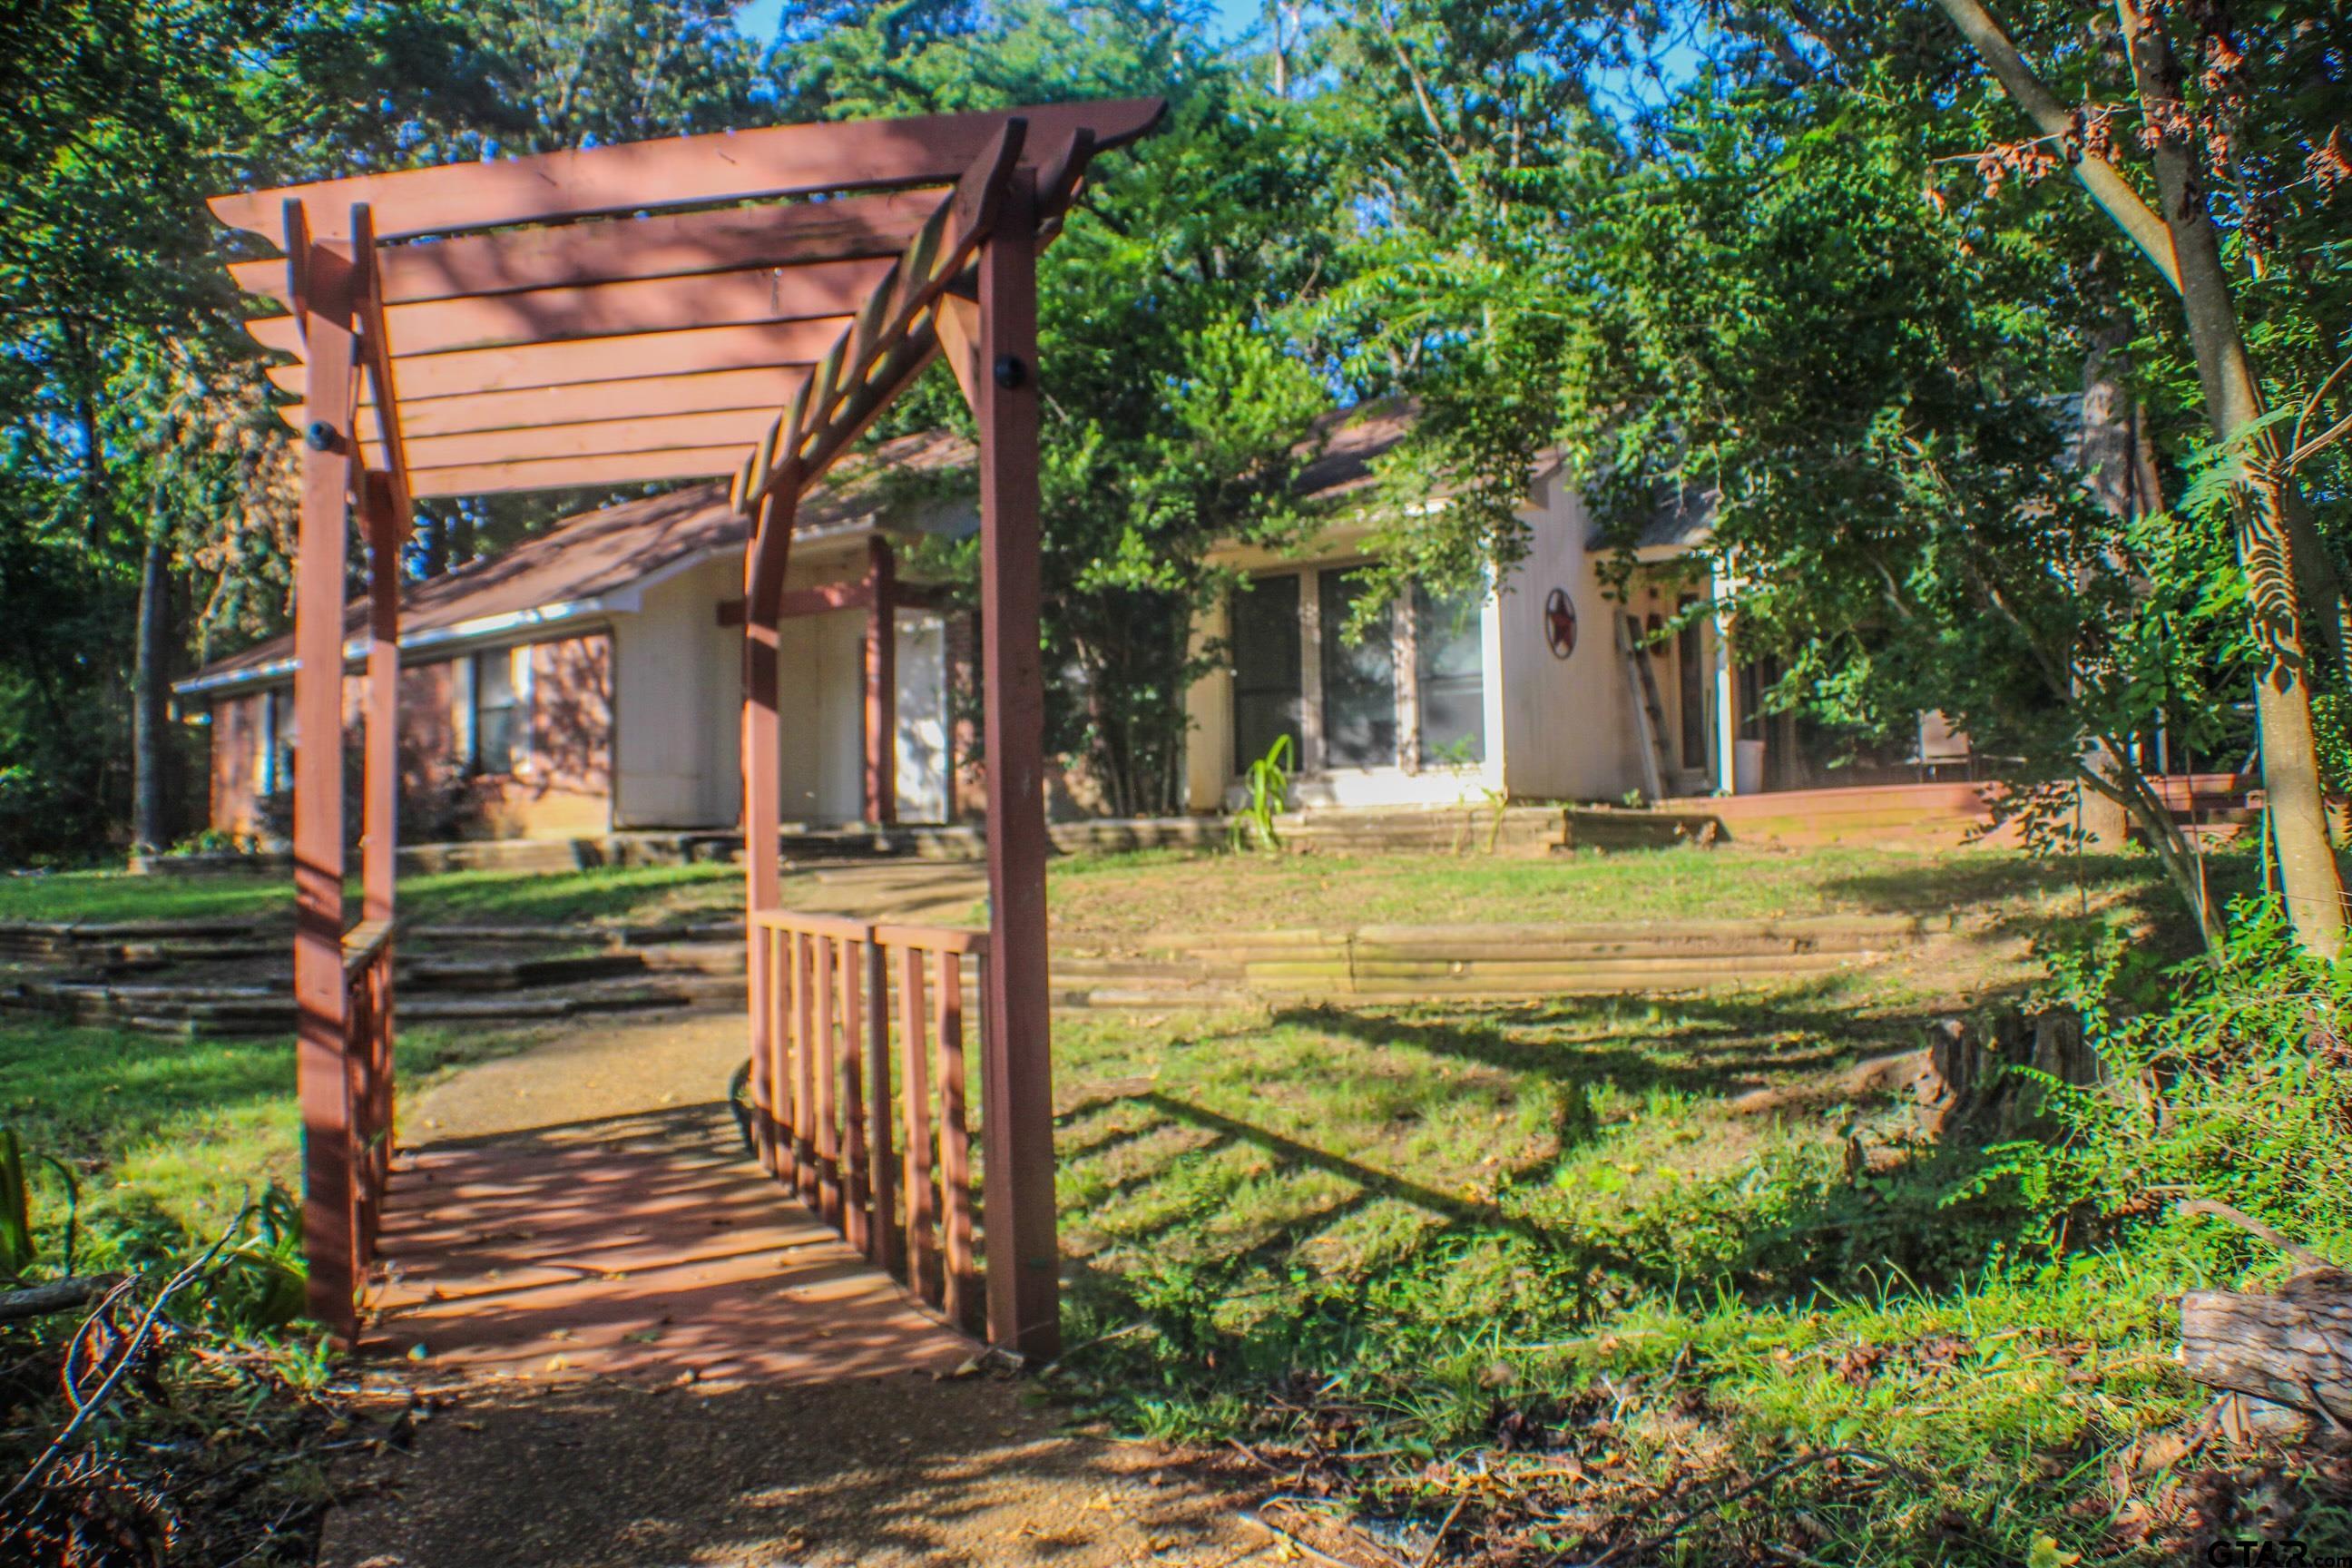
1414, 584, 1485, 765
1318, 568, 1396, 769
1230, 574, 1302, 769
473, 650, 523, 775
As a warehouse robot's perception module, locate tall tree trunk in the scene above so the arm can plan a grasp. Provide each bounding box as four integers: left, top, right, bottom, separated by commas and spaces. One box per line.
1929, 0, 2347, 956
2116, 1, 2346, 957
2077, 320, 2141, 855
131, 524, 172, 854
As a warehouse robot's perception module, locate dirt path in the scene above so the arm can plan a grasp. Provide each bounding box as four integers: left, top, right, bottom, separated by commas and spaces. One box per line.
322, 1015, 1272, 1567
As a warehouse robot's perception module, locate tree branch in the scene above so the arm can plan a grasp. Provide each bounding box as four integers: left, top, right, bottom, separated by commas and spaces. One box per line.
1927, 0, 2182, 291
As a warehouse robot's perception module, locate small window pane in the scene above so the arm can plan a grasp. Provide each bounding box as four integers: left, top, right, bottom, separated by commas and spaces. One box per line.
475, 652, 519, 774
1414, 585, 1485, 765
1230, 574, 1302, 771
1319, 569, 1396, 769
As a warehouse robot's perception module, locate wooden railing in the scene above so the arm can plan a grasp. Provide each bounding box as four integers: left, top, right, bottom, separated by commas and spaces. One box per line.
748, 909, 993, 1334
342, 918, 397, 1268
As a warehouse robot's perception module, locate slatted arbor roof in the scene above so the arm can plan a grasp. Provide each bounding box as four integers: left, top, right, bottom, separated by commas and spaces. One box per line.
212, 99, 1166, 1355
214, 99, 1162, 500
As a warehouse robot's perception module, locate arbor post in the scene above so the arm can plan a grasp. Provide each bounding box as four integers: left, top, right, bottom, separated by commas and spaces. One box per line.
289, 210, 360, 1341
973, 171, 1061, 1358
743, 485, 795, 1171
360, 474, 402, 925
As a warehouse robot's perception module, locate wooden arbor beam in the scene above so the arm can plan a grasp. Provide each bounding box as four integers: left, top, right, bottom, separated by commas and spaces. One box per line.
247, 259, 886, 360
231, 190, 937, 306
392, 408, 781, 471
740, 117, 1030, 617
303, 368, 808, 441
211, 100, 1165, 241
406, 446, 750, 497
269, 321, 842, 403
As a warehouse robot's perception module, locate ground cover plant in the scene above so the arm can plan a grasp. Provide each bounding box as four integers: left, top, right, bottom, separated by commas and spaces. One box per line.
1042, 908, 2352, 1563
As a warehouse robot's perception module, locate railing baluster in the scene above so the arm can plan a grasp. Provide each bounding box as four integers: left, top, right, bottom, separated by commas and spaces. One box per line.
750, 925, 773, 1172
793, 928, 818, 1207
865, 936, 898, 1275
766, 926, 789, 1176
937, 944, 976, 1333
897, 942, 936, 1307
839, 936, 869, 1254
814, 935, 840, 1226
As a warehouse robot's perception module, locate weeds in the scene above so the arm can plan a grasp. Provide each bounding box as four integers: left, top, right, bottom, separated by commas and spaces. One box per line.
1045, 911, 2352, 1563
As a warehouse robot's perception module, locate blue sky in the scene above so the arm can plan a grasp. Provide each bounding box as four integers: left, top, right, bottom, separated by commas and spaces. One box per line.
730, 0, 1264, 46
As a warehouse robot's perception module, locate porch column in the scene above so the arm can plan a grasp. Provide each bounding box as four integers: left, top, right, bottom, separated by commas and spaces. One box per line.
973, 170, 1060, 1358
864, 536, 897, 826
1710, 564, 1740, 796
289, 219, 360, 1339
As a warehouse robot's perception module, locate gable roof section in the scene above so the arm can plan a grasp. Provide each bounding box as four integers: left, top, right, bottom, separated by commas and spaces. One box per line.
1292, 398, 1568, 510
177, 428, 974, 696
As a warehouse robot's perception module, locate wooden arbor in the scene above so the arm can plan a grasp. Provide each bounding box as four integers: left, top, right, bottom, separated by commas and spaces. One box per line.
213, 100, 1165, 1351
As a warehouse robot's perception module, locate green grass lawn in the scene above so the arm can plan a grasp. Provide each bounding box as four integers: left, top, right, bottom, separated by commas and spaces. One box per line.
1044, 973, 2344, 1563
0, 1017, 547, 1253
0, 839, 2220, 956
1042, 841, 2209, 947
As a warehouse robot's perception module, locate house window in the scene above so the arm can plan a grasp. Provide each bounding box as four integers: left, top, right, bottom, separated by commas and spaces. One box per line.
1318, 568, 1396, 769
1676, 595, 1707, 770
472, 649, 524, 774
1230, 574, 1303, 769
1414, 584, 1485, 764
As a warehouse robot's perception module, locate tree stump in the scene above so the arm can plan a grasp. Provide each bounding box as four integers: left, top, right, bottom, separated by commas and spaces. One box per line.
1919, 1006, 2103, 1141
2180, 1269, 2352, 1426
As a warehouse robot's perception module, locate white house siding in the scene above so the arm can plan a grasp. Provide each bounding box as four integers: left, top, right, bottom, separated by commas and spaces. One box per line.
612, 555, 740, 828
1492, 474, 1645, 802
894, 612, 951, 822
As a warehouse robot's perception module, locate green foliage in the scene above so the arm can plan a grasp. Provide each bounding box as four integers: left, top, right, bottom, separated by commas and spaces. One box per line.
1968, 901, 2352, 1261
779, 1, 1342, 813
1230, 733, 1294, 852
1042, 908, 2352, 1560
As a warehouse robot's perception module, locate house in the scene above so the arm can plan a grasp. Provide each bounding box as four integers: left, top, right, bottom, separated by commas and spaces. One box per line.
179, 409, 1967, 845
1181, 405, 1955, 813
176, 431, 976, 842
1182, 403, 1977, 813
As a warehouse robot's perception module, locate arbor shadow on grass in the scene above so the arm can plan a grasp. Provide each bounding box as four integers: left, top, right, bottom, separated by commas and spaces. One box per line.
1056, 987, 2028, 1348
1258, 983, 1945, 1102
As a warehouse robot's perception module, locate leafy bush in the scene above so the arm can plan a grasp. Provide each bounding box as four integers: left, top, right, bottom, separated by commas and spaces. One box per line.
1229, 733, 1293, 853
1960, 898, 2352, 1269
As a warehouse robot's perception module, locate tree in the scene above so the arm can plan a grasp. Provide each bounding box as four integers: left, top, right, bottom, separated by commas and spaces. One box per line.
1918, 0, 2348, 954
1318, 0, 2352, 949
778, 0, 1343, 813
